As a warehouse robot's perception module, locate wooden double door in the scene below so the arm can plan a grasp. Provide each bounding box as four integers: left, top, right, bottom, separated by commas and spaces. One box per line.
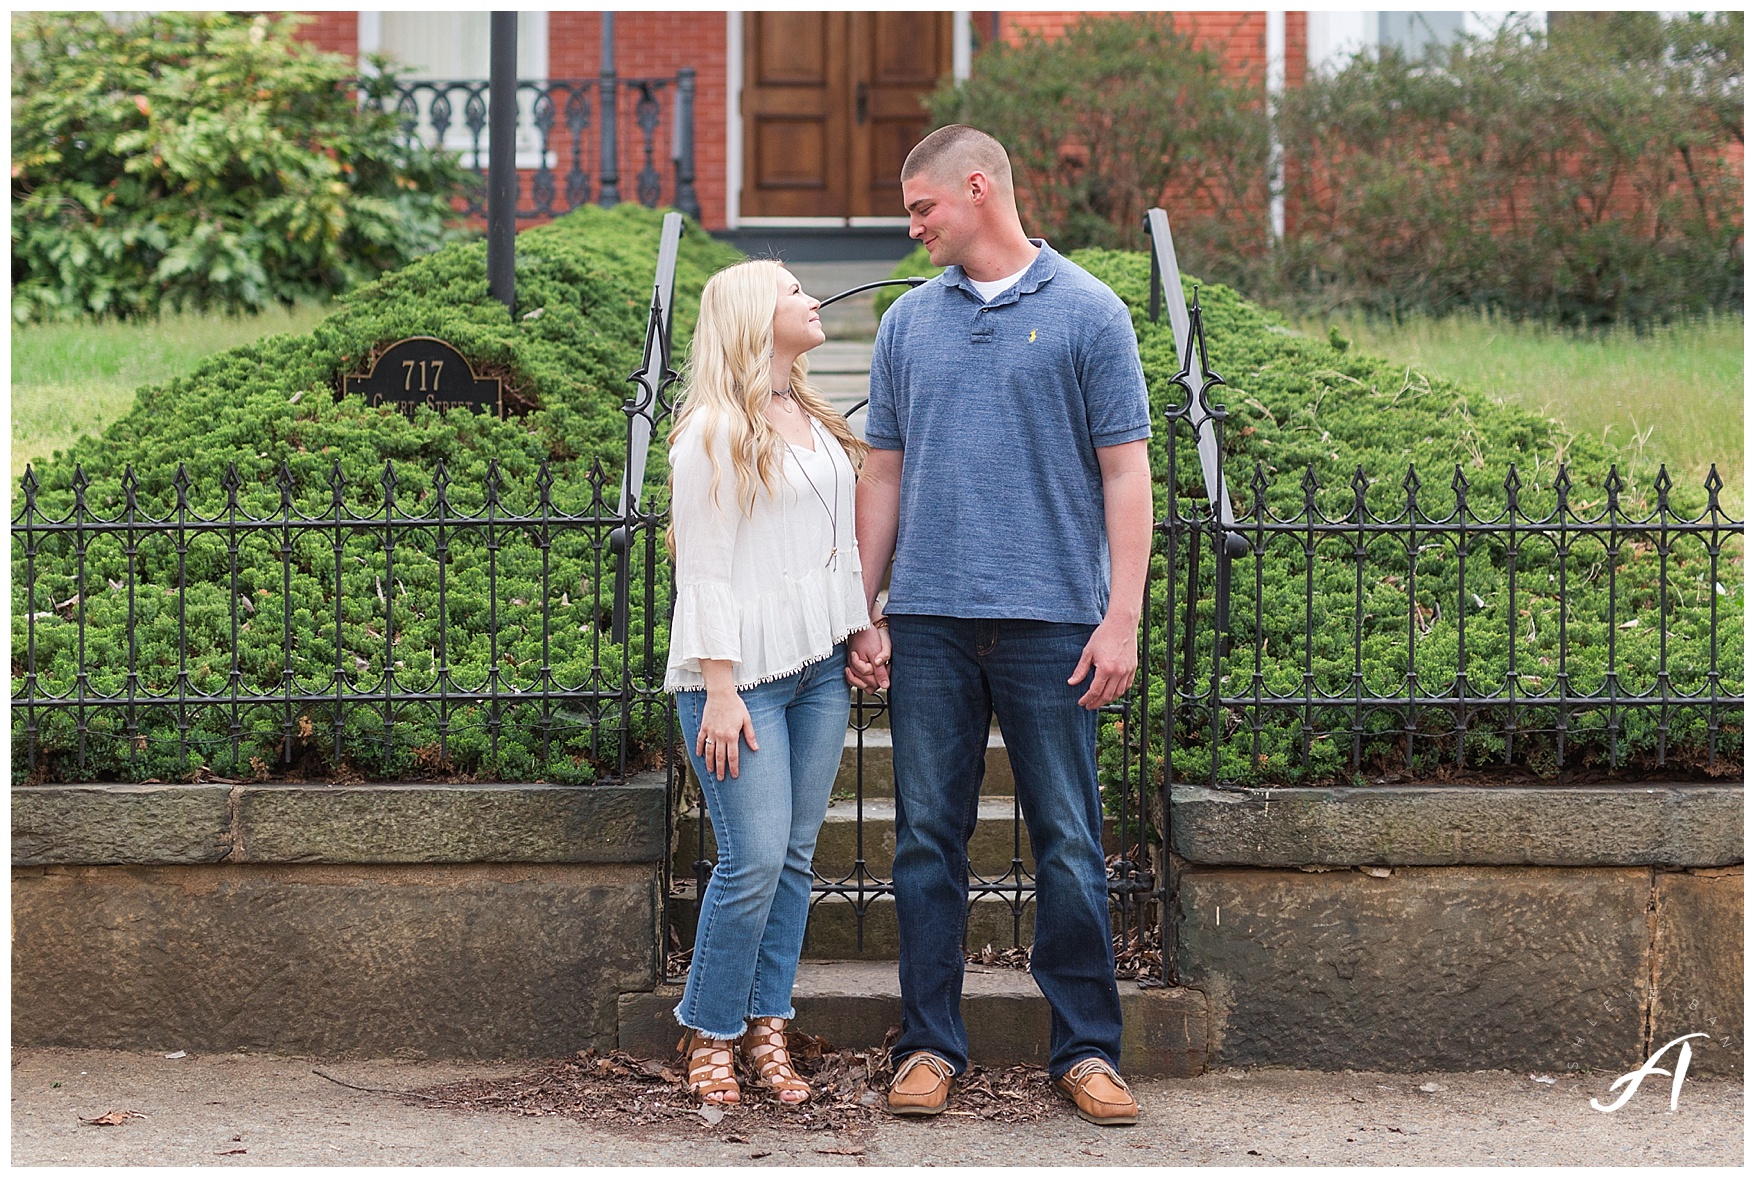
741, 12, 954, 219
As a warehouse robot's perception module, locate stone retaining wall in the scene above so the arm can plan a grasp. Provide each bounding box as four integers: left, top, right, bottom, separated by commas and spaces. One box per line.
10, 776, 1742, 1073
1166, 783, 1743, 1077
11, 776, 667, 1059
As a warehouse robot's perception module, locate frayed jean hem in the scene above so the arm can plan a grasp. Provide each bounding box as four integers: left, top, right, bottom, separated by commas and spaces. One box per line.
672, 1003, 748, 1043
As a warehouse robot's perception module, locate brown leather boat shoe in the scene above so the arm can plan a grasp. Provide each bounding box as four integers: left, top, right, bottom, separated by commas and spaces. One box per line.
887, 1051, 955, 1116
1054, 1057, 1139, 1125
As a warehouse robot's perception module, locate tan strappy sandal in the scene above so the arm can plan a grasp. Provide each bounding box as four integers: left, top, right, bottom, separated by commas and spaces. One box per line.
740, 1016, 811, 1104
679, 1030, 740, 1104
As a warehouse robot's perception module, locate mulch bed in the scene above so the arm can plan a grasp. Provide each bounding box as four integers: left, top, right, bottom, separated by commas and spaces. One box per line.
397, 1032, 1067, 1135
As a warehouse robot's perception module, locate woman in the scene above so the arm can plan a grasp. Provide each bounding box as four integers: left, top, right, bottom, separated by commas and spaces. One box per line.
663, 259, 873, 1104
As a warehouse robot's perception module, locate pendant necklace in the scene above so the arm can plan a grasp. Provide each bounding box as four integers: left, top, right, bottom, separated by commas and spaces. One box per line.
787, 417, 840, 569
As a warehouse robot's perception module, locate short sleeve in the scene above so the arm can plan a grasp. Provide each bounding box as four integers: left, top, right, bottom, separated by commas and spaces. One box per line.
863, 312, 903, 450
1079, 303, 1153, 448
667, 418, 742, 665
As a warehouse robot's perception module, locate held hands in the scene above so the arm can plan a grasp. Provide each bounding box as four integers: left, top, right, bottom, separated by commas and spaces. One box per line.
846, 624, 891, 691
1069, 616, 1138, 710
696, 690, 758, 780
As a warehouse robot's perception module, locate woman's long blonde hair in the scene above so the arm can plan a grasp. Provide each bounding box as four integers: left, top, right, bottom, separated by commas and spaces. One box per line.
668, 259, 868, 521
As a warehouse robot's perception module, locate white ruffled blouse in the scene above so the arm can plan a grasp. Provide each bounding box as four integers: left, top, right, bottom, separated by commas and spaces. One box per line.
664, 412, 870, 692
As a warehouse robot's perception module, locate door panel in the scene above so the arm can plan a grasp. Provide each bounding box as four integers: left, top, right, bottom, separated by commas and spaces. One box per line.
849, 12, 953, 217
744, 13, 848, 217
741, 12, 952, 219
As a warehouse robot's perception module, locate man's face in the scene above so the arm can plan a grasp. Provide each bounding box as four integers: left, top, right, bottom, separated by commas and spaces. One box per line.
902, 168, 979, 269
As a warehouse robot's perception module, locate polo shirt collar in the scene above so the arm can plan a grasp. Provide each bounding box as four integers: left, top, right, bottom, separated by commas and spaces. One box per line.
939, 239, 1060, 306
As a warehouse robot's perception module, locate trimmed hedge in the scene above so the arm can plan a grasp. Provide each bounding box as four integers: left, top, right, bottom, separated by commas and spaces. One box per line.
880, 247, 1743, 788
13, 204, 742, 785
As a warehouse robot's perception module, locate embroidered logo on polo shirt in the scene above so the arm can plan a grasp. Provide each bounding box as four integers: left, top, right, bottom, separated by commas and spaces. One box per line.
1029, 329, 1038, 343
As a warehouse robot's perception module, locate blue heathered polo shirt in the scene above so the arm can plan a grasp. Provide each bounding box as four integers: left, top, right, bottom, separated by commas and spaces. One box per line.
865, 241, 1151, 624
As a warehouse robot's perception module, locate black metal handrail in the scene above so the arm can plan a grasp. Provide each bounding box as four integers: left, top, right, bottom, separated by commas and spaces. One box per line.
365, 73, 700, 222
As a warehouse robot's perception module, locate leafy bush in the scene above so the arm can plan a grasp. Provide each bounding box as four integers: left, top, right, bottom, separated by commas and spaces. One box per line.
926, 14, 1267, 259
11, 11, 475, 322
881, 246, 1743, 790
1274, 12, 1745, 324
13, 204, 743, 785
928, 12, 1742, 324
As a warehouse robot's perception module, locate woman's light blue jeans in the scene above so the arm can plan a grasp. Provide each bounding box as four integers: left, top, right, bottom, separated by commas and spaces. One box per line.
672, 645, 849, 1039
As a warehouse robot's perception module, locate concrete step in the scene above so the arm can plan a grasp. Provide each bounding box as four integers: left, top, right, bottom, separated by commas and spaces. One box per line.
617, 959, 1209, 1077
678, 795, 1035, 879
808, 340, 875, 373
789, 261, 894, 342
834, 727, 1013, 798
668, 884, 1038, 960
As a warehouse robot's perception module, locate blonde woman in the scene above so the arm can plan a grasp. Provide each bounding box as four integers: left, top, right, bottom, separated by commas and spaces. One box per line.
663, 260, 873, 1105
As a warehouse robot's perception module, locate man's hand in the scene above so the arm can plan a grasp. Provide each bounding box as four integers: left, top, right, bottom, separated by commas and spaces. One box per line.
847, 625, 891, 691
1068, 616, 1137, 709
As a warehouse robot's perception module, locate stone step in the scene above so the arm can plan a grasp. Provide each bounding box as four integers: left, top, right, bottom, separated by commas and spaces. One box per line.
667, 884, 1038, 960
834, 727, 1013, 798
617, 959, 1209, 1077
677, 796, 1036, 879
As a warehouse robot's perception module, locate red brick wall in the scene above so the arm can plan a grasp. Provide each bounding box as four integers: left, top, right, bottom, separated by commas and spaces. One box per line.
292, 11, 356, 59
996, 10, 1291, 84
549, 13, 729, 229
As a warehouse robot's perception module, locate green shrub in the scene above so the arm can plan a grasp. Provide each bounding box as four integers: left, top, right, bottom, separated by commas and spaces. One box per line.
1274, 13, 1744, 324
13, 204, 743, 785
928, 12, 1742, 324
925, 14, 1266, 258
11, 11, 475, 322
880, 246, 1743, 790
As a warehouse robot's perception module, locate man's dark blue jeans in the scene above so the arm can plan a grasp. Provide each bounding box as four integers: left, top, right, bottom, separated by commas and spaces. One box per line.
886, 614, 1123, 1079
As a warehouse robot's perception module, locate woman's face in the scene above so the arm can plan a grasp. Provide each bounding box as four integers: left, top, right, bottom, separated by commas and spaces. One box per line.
772, 267, 824, 359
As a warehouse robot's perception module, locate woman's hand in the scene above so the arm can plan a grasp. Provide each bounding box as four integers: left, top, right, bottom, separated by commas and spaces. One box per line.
697, 688, 758, 780
847, 624, 891, 690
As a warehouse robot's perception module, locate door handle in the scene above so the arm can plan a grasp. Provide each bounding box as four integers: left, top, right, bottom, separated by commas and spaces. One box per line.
856, 81, 869, 125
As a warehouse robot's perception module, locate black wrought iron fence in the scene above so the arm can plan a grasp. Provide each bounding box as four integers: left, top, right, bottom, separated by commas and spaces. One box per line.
1145, 213, 1744, 794
367, 73, 700, 222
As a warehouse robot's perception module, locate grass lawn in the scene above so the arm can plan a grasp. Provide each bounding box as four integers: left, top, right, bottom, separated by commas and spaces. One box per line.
10, 302, 331, 483
1300, 310, 1745, 517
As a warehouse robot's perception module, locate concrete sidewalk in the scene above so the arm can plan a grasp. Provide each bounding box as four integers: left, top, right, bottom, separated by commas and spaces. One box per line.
12, 1047, 1742, 1167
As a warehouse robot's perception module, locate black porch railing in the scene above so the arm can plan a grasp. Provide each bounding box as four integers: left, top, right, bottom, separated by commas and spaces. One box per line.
367, 73, 700, 222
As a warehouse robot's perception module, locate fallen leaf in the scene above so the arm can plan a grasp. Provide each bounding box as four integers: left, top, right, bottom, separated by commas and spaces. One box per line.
724, 1134, 750, 1144
164, 1050, 187, 1059
1419, 1081, 1443, 1093
1529, 1074, 1557, 1085
83, 1109, 147, 1126
696, 1105, 727, 1126
215, 1147, 247, 1155
750, 1152, 772, 1160
815, 1146, 865, 1156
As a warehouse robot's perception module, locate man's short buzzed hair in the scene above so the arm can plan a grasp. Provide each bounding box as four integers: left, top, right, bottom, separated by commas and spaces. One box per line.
901, 124, 1014, 196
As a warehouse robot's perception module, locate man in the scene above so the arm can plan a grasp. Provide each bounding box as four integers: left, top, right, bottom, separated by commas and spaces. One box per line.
846, 124, 1153, 1127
